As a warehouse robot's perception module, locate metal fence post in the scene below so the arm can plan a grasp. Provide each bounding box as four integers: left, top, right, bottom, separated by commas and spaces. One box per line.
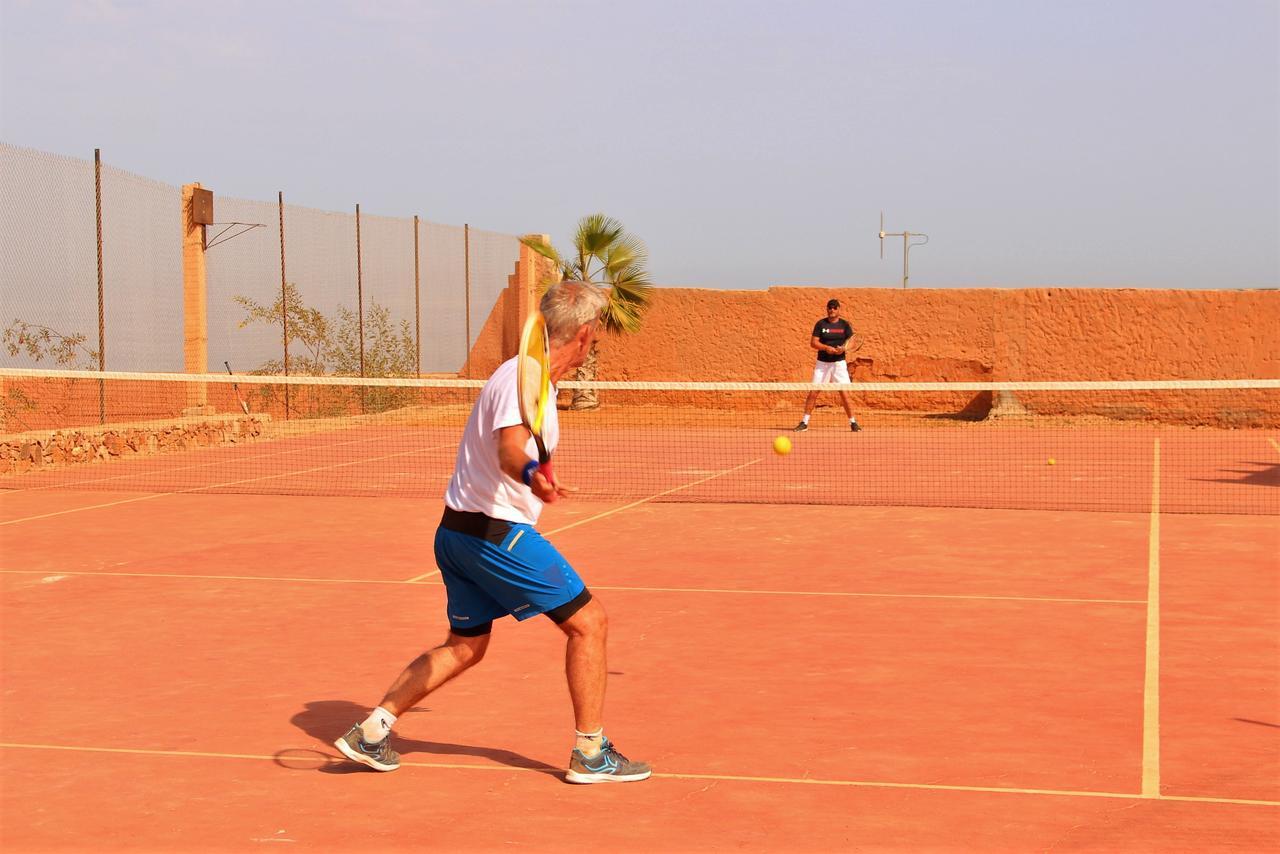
413, 215, 421, 377
463, 223, 471, 378
278, 190, 290, 419
355, 203, 365, 378
94, 148, 105, 423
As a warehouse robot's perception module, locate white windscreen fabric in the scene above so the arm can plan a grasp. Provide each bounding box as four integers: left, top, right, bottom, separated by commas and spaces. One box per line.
357, 213, 419, 376
281, 203, 360, 373
420, 222, 467, 373
0, 143, 522, 378
467, 226, 521, 351
204, 196, 282, 374
1, 144, 107, 371
99, 166, 183, 371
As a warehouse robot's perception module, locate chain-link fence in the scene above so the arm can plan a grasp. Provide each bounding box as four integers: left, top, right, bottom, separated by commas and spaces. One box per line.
1, 142, 521, 378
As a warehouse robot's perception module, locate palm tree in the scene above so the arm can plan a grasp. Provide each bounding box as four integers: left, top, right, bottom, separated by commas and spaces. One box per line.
520, 213, 653, 409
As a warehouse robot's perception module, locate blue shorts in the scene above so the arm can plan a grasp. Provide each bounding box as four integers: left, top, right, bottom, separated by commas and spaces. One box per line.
434, 511, 588, 635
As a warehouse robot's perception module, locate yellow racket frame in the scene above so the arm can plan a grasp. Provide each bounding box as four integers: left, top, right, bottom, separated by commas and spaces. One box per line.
516, 311, 552, 450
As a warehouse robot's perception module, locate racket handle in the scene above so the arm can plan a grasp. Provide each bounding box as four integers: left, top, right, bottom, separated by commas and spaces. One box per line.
541, 461, 555, 486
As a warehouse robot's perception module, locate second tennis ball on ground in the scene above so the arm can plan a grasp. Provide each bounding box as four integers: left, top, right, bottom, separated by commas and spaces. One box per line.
773, 436, 792, 455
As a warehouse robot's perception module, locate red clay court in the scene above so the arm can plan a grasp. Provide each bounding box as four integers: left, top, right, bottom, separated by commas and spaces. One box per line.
2, 382, 1277, 852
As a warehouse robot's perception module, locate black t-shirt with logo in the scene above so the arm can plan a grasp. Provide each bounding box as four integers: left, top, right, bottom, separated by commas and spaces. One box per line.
812, 318, 853, 363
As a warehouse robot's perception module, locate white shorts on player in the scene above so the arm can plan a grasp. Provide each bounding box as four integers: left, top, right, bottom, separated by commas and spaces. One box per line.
811, 360, 851, 384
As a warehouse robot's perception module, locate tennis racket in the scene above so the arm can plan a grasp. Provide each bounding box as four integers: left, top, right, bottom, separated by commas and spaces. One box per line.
516, 311, 555, 487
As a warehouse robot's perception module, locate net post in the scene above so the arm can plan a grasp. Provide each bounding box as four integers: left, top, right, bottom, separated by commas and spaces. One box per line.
278, 191, 290, 419
987, 291, 1027, 419
94, 148, 106, 424
181, 181, 212, 415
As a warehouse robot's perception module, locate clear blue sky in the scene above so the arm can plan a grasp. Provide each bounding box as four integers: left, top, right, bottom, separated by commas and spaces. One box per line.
2, 0, 1276, 289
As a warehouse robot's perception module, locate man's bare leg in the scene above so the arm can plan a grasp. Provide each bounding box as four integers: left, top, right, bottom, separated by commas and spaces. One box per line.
839, 389, 855, 417
797, 389, 821, 429
335, 631, 489, 771
555, 596, 651, 783
839, 389, 861, 429
557, 598, 608, 742
378, 631, 490, 716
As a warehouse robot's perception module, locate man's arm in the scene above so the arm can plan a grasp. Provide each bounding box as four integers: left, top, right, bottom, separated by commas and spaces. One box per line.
811, 335, 842, 356
497, 424, 565, 502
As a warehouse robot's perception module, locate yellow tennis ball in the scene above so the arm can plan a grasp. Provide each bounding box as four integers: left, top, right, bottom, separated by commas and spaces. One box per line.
774, 436, 792, 455
1048, 457, 1056, 465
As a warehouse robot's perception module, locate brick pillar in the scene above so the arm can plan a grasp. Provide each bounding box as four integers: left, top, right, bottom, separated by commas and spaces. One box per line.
502, 235, 559, 360
181, 183, 212, 414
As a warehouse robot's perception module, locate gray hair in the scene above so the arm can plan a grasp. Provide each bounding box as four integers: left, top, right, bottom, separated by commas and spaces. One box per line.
540, 280, 608, 343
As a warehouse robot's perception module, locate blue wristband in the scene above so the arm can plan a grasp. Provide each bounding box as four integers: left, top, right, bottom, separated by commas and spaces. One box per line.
521, 460, 540, 486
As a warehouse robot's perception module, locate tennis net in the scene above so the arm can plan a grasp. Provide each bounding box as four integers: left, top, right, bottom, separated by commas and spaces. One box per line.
2, 369, 1277, 515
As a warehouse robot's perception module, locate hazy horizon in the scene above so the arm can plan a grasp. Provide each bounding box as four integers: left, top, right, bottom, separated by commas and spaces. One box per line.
2, 0, 1277, 290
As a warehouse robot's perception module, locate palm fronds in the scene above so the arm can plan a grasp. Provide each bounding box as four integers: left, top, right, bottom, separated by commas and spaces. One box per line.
526, 213, 653, 334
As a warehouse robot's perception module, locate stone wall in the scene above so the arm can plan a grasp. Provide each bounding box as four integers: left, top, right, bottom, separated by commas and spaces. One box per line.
1, 415, 266, 476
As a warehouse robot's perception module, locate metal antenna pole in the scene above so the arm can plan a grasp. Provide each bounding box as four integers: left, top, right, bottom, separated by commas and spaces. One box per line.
879, 212, 929, 288
903, 231, 910, 289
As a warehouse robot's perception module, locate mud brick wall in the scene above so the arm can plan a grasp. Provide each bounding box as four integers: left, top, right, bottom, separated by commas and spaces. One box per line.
462, 286, 1277, 422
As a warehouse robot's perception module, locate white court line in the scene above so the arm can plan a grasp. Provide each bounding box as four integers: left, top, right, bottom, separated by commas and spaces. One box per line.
397, 459, 764, 581
1142, 438, 1161, 797
0, 742, 1275, 807
543, 458, 764, 536
0, 569, 420, 586
589, 583, 1144, 606
0, 443, 454, 526
0, 569, 1144, 605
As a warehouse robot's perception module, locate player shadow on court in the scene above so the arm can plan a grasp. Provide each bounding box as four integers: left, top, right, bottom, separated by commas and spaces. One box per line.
1199, 462, 1280, 488
290, 700, 561, 777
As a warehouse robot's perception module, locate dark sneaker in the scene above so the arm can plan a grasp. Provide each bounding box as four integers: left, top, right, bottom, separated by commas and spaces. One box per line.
334, 724, 400, 772
850, 422, 862, 432
793, 421, 809, 432
566, 738, 651, 784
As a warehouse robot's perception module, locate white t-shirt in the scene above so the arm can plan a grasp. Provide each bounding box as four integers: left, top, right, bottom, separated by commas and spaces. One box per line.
443, 356, 559, 525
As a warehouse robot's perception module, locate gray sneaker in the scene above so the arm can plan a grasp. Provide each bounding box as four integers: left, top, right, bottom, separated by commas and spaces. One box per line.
793, 421, 809, 432
566, 737, 651, 784
334, 724, 400, 772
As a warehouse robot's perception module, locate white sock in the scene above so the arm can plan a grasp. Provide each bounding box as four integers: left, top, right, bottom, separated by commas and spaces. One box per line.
801, 414, 810, 425
849, 417, 858, 424
360, 706, 397, 743
575, 727, 604, 757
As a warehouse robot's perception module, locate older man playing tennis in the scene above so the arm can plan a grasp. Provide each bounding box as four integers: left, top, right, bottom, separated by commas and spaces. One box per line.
335, 280, 650, 784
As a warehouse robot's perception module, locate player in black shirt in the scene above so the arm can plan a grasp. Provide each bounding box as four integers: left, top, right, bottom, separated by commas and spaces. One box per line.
795, 299, 861, 432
